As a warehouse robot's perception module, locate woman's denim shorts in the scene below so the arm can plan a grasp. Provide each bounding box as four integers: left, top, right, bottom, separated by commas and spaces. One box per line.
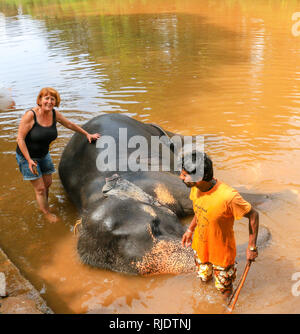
16, 152, 56, 181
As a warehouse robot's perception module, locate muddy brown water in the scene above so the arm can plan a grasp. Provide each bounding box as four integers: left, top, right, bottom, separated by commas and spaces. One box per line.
0, 0, 300, 314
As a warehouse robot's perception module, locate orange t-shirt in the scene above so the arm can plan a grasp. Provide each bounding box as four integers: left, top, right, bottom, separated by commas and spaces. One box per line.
190, 179, 251, 268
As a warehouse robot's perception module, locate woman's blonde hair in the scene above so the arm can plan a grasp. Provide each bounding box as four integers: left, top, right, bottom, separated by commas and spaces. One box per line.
36, 87, 61, 107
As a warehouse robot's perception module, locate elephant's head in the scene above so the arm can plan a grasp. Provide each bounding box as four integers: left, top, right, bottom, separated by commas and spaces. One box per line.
76, 175, 194, 275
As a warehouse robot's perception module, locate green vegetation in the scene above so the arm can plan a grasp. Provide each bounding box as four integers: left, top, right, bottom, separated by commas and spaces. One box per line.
1, 0, 300, 19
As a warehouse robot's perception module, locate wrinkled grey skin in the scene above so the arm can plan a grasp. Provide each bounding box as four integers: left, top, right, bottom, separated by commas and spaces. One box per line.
59, 113, 271, 275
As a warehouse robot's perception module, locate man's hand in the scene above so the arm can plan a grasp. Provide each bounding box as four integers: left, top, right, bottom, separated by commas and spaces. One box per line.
181, 229, 193, 248
247, 246, 258, 262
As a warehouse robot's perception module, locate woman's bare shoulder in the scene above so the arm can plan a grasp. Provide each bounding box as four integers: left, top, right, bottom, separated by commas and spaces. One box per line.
54, 108, 63, 119
21, 109, 35, 122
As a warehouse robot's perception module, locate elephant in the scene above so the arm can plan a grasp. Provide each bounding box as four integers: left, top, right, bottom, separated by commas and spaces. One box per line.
58, 113, 271, 275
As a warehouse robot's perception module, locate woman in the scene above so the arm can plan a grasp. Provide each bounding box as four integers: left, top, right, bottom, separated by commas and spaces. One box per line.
16, 87, 100, 223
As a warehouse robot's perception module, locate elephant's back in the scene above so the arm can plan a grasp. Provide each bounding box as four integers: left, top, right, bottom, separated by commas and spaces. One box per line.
58, 113, 164, 208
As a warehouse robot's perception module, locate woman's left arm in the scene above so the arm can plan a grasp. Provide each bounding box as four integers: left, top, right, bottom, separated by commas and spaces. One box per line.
55, 110, 101, 143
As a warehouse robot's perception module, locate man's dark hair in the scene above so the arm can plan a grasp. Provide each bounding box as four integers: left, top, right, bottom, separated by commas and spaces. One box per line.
182, 152, 213, 182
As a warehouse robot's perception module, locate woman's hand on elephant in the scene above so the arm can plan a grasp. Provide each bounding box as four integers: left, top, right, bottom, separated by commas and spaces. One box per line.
87, 133, 101, 143
181, 229, 193, 248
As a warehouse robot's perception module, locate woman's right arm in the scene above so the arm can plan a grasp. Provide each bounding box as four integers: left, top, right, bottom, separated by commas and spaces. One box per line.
16, 111, 37, 173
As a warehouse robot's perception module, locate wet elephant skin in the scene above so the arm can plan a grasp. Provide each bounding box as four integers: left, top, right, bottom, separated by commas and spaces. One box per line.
59, 113, 271, 275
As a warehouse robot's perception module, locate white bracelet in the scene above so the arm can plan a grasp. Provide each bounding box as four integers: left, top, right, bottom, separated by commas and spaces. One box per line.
187, 228, 193, 233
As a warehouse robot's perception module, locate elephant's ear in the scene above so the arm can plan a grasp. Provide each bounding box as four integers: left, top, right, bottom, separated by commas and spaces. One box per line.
102, 174, 120, 194
101, 174, 156, 204
101, 175, 176, 216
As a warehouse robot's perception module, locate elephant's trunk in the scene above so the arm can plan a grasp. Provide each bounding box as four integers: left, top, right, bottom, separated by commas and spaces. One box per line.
136, 225, 271, 275
135, 238, 195, 275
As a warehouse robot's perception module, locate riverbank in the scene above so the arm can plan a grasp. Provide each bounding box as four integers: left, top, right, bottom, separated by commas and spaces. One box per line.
0, 247, 53, 314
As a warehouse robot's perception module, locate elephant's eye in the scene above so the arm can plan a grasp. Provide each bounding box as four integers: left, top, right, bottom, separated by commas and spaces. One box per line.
150, 218, 161, 237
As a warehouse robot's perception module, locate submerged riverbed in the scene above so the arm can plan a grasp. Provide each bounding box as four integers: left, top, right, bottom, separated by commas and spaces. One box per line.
0, 0, 300, 314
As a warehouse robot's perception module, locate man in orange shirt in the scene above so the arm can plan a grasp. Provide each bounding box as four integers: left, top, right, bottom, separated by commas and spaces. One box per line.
180, 152, 259, 300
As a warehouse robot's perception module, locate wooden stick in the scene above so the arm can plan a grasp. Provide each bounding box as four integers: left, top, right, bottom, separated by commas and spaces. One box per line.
227, 261, 252, 313
227, 261, 249, 305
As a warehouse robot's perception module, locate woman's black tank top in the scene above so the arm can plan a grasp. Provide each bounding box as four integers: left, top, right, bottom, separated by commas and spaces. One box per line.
16, 109, 58, 159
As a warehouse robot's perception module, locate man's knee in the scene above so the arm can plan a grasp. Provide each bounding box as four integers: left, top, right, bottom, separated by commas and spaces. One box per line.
213, 265, 236, 293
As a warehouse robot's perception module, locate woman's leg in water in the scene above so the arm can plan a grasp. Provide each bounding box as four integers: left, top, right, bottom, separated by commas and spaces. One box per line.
30, 176, 58, 223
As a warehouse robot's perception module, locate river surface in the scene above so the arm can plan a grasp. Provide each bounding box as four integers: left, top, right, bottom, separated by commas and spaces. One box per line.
0, 0, 300, 314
